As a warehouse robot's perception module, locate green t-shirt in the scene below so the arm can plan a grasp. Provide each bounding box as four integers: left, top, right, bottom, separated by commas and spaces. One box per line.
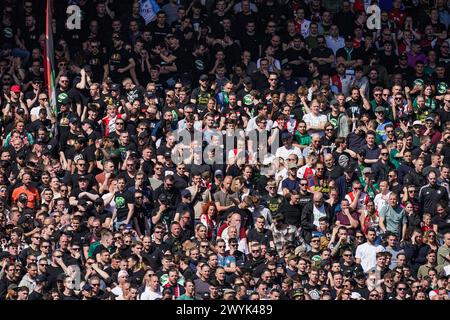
390, 149, 401, 169
294, 131, 311, 146
359, 176, 379, 199
437, 245, 450, 267
177, 294, 197, 300
379, 205, 407, 239
370, 100, 393, 121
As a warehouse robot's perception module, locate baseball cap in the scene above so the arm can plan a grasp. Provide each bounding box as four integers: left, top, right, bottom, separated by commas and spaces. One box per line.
163, 150, 172, 157
345, 35, 353, 42
243, 76, 252, 84
273, 213, 284, 221
311, 231, 321, 239
78, 175, 88, 181
199, 74, 209, 81
413, 120, 423, 126
223, 288, 236, 295
181, 189, 191, 198
281, 132, 292, 140
214, 170, 223, 177
287, 162, 298, 169
57, 93, 71, 105
82, 283, 93, 292
282, 64, 293, 70
36, 274, 47, 283
10, 85, 21, 93
111, 83, 121, 91
158, 193, 168, 202
362, 167, 372, 174
292, 288, 305, 298
399, 53, 407, 59
425, 116, 434, 122
374, 106, 385, 113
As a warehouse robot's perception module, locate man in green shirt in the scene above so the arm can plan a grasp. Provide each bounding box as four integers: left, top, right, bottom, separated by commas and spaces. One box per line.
379, 193, 407, 241
437, 232, 450, 268
177, 279, 197, 300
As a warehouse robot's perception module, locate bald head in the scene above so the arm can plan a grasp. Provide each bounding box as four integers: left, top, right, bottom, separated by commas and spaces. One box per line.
313, 192, 323, 202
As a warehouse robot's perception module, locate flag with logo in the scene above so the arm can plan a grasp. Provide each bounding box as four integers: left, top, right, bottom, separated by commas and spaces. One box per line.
140, 0, 160, 25
44, 0, 57, 116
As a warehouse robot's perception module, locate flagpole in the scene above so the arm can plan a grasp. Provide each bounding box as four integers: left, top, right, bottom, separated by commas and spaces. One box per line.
45, 0, 57, 116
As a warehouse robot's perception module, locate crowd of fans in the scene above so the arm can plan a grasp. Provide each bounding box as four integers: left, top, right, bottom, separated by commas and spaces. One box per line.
0, 0, 449, 301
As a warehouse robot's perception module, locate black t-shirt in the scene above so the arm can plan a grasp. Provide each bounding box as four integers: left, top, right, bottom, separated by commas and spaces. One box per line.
85, 51, 108, 82
114, 191, 134, 222
310, 47, 334, 73
149, 22, 171, 44
190, 88, 213, 108
432, 212, 450, 235
108, 48, 132, 82
247, 228, 273, 247
278, 202, 302, 227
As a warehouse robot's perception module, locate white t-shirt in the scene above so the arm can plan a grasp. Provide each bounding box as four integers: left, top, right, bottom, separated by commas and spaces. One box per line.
275, 145, 303, 161
313, 205, 326, 227
374, 192, 391, 212
355, 242, 385, 272
139, 287, 163, 300
303, 113, 327, 136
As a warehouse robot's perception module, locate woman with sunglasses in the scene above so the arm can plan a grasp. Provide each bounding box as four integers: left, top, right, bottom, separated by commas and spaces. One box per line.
423, 230, 439, 251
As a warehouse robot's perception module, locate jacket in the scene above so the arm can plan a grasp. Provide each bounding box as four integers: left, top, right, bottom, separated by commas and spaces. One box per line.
404, 243, 430, 276
301, 202, 334, 242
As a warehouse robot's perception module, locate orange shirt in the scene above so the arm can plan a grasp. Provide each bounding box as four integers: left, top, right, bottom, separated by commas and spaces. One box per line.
11, 186, 40, 209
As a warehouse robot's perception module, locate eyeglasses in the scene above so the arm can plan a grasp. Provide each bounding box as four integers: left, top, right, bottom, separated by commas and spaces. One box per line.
300, 183, 308, 186
343, 254, 352, 257
381, 153, 389, 156
91, 283, 100, 287
116, 122, 124, 125
397, 287, 407, 291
